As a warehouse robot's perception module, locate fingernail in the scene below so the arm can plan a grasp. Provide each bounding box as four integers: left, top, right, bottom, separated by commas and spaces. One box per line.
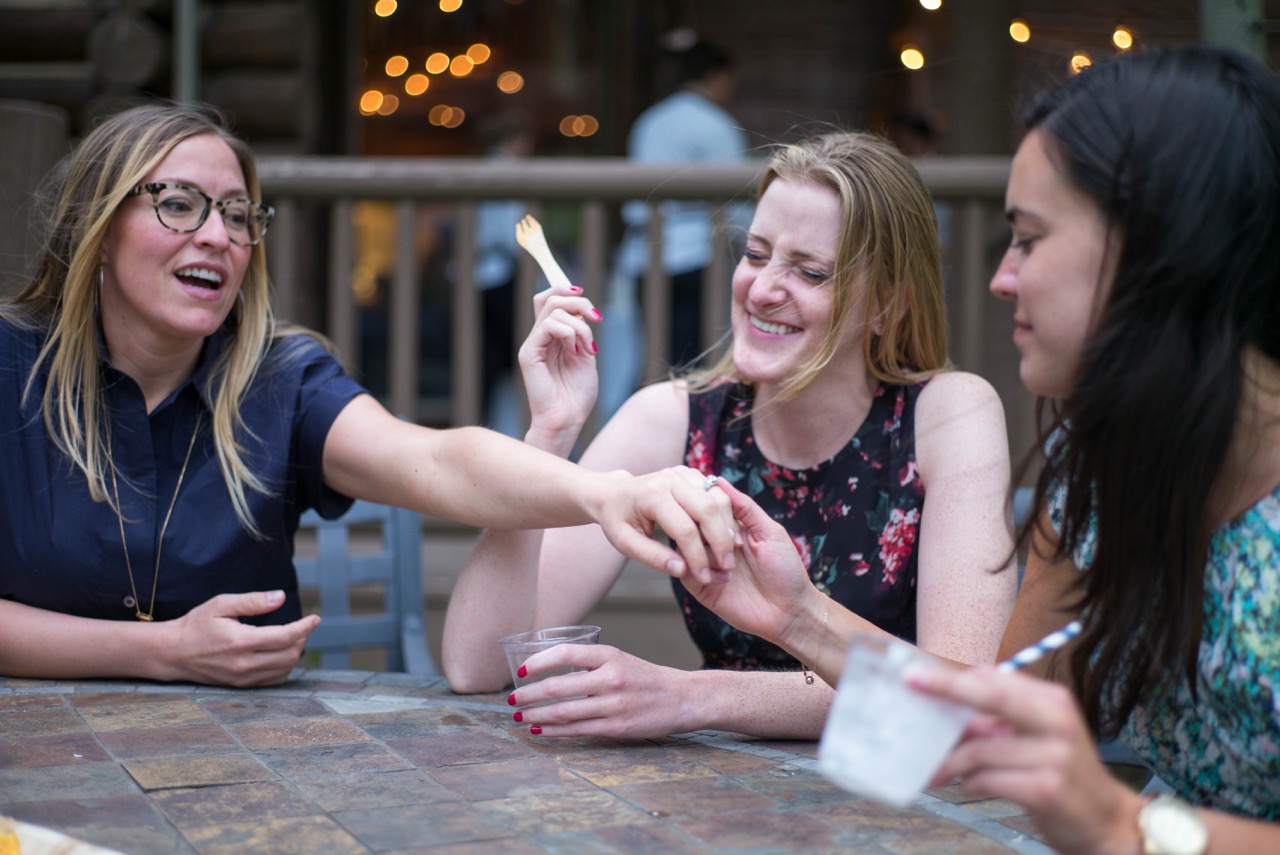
722, 553, 735, 569
529, 725, 543, 735
507, 693, 517, 706
734, 531, 744, 547
569, 286, 582, 294
267, 590, 284, 605
517, 665, 527, 678
665, 558, 684, 575
513, 711, 523, 722
575, 342, 580, 354
590, 341, 598, 353
592, 309, 603, 320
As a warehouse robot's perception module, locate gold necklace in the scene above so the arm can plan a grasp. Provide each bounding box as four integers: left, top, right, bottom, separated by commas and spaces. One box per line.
106, 413, 202, 621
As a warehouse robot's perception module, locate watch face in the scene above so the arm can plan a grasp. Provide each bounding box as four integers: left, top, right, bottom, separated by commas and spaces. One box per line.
1142, 797, 1208, 855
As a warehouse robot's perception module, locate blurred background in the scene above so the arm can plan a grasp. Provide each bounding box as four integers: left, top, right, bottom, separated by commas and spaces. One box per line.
2, 0, 1277, 669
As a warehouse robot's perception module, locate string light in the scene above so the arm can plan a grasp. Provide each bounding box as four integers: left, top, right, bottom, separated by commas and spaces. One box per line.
919, 0, 941, 9
900, 45, 925, 70
374, 0, 397, 17
425, 53, 450, 74
449, 55, 475, 77
385, 56, 409, 77
1071, 52, 1092, 73
497, 71, 524, 93
404, 73, 429, 95
439, 0, 462, 11
1113, 26, 1134, 50
1009, 19, 1031, 43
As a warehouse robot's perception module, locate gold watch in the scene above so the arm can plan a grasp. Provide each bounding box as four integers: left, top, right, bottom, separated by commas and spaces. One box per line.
1137, 795, 1208, 855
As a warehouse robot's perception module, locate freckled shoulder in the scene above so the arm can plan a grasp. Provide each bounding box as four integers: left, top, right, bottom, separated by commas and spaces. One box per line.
913, 370, 1011, 486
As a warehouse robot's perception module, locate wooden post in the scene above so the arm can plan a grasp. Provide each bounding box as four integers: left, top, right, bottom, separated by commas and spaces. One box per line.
0, 100, 68, 297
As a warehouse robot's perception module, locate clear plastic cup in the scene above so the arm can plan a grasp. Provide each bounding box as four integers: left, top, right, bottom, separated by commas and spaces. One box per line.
497, 625, 601, 700
817, 633, 973, 808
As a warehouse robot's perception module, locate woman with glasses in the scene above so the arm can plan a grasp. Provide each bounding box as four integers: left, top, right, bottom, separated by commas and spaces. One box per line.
0, 102, 737, 687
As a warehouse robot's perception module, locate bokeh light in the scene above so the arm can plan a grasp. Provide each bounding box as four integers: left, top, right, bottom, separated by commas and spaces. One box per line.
497, 71, 524, 93
429, 105, 466, 127
426, 52, 450, 74
385, 55, 409, 77
900, 46, 925, 70
1113, 26, 1133, 50
376, 94, 399, 116
359, 90, 385, 115
1071, 52, 1093, 73
404, 73, 429, 95
450, 55, 475, 77
559, 115, 600, 137
439, 0, 462, 11
919, 0, 941, 9
1009, 19, 1031, 43
374, 0, 397, 17
467, 44, 491, 64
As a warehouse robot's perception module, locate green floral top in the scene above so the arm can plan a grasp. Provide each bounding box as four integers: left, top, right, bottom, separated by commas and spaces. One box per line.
1048, 481, 1280, 819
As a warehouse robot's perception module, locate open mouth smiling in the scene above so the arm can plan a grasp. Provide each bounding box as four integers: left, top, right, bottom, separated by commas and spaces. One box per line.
176, 266, 223, 290
750, 315, 800, 335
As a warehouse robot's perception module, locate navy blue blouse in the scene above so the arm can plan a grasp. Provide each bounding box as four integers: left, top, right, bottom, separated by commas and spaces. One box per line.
0, 318, 365, 625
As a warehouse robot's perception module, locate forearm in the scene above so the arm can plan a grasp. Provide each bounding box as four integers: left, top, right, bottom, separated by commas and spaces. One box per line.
685, 667, 834, 739
442, 526, 545, 693
1202, 807, 1280, 854
0, 600, 177, 682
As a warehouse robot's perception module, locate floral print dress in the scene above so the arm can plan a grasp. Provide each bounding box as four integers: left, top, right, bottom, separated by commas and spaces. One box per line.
1048, 479, 1280, 819
677, 380, 927, 670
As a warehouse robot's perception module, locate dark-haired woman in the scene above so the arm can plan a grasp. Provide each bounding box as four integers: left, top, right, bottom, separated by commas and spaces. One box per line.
683, 46, 1280, 852
0, 102, 736, 687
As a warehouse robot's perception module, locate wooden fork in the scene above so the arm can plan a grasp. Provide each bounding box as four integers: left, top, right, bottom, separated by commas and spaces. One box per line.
514, 214, 574, 290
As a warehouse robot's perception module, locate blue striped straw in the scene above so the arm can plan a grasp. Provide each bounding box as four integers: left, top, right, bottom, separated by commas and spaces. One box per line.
996, 620, 1083, 672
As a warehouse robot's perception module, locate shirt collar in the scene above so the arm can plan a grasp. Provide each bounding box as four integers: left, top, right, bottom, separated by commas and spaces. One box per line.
97, 326, 225, 412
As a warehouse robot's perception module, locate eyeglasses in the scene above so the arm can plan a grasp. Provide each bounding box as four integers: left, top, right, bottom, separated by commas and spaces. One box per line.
126, 182, 275, 247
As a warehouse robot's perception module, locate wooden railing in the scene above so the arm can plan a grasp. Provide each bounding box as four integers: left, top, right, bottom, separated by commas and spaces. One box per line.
258, 155, 1012, 436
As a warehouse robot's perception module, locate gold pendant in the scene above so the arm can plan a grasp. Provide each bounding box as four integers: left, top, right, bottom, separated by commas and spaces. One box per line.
136, 612, 153, 622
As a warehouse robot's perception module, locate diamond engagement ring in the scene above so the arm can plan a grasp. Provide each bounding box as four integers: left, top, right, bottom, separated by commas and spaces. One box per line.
702, 474, 720, 491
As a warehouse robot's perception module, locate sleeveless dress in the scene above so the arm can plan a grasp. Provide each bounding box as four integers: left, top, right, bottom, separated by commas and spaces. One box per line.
1049, 477, 1280, 819
677, 380, 927, 670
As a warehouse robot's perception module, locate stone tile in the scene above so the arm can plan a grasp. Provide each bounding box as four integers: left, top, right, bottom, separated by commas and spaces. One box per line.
334, 799, 512, 850
346, 706, 480, 739
536, 823, 706, 855
182, 814, 366, 855
0, 707, 86, 737
70, 693, 212, 731
426, 756, 591, 801
730, 765, 858, 805
2, 791, 164, 829
152, 780, 319, 828
668, 742, 782, 774
95, 722, 240, 760
0, 693, 67, 713
291, 767, 459, 812
0, 760, 140, 804
677, 808, 838, 850
124, 752, 277, 790
256, 740, 416, 777
0, 730, 109, 767
556, 746, 718, 787
199, 695, 331, 724
821, 801, 1015, 853
478, 788, 649, 837
386, 731, 536, 768
229, 715, 373, 750
609, 775, 779, 819
383, 839, 545, 855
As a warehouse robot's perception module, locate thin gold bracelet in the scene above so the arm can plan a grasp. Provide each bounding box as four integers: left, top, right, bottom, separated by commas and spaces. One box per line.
801, 594, 830, 685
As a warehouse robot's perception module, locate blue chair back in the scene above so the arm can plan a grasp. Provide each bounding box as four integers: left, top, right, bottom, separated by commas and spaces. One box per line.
295, 500, 438, 676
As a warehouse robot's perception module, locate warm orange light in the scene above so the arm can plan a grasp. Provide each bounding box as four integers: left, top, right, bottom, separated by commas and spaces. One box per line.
429, 104, 449, 126
404, 73, 429, 95
1113, 26, 1133, 50
497, 71, 524, 93
377, 94, 400, 116
425, 52, 450, 74
900, 46, 925, 70
439, 0, 462, 11
443, 107, 465, 128
1009, 20, 1031, 43
374, 0, 397, 17
467, 43, 491, 64
385, 55, 409, 77
449, 55, 475, 77
919, 0, 941, 9
559, 115, 577, 136
578, 114, 599, 136
360, 90, 385, 114
1071, 52, 1093, 73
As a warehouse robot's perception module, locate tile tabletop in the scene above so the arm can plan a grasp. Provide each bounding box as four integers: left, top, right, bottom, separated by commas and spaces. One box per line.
0, 671, 1053, 854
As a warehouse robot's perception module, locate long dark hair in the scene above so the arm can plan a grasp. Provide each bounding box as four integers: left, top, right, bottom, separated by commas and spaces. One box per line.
1018, 47, 1280, 737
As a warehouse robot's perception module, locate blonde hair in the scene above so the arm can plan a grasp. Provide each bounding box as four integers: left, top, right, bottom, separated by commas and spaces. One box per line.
4, 102, 285, 536
688, 131, 949, 401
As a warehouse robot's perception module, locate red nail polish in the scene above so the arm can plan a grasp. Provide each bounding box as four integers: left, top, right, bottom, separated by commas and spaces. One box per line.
513, 711, 523, 722
507, 693, 516, 706
517, 665, 527, 678
592, 309, 603, 320
529, 725, 542, 735
574, 342, 580, 354
569, 285, 582, 294
590, 341, 597, 353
